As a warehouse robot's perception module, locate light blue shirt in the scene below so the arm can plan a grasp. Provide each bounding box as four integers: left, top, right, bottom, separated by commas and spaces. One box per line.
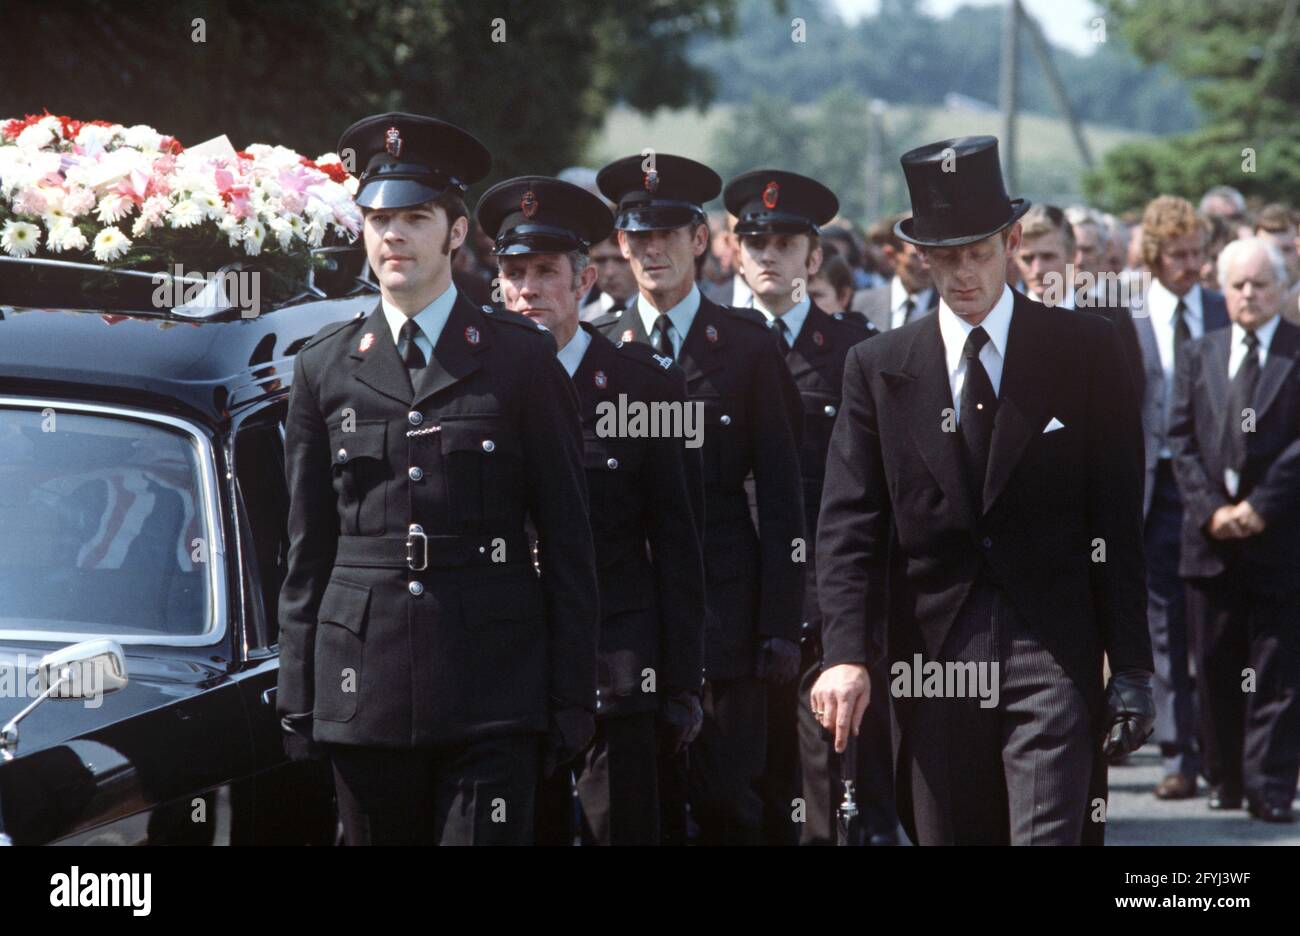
382, 282, 458, 362
556, 325, 592, 377
635, 284, 701, 359
755, 297, 811, 345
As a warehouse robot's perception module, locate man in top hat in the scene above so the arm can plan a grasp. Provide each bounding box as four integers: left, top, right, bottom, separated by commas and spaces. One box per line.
592, 152, 805, 845
477, 175, 708, 845
276, 113, 599, 845
811, 136, 1155, 845
723, 169, 891, 846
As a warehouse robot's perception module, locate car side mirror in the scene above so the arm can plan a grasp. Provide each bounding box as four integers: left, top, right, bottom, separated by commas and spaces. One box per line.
1, 639, 128, 761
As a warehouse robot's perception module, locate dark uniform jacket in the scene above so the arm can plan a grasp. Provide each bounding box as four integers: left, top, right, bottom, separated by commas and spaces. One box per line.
569, 323, 706, 716
276, 293, 599, 747
1169, 318, 1300, 590
594, 293, 805, 681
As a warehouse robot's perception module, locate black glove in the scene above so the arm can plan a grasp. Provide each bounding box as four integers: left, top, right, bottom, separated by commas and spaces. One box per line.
1102, 669, 1156, 762
280, 711, 324, 763
755, 637, 801, 685
658, 691, 704, 756
541, 707, 595, 779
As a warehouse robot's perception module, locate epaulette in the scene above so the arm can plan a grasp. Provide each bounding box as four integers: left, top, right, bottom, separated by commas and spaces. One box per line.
589, 308, 625, 331
302, 314, 364, 351
613, 337, 678, 376
482, 304, 552, 337
833, 310, 876, 331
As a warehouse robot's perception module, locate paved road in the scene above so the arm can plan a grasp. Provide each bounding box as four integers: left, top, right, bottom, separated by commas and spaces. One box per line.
1105, 744, 1300, 845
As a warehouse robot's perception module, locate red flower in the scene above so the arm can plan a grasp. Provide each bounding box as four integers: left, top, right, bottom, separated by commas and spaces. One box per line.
319, 162, 349, 184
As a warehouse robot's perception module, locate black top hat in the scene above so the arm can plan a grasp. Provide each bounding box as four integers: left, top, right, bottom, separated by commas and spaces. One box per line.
724, 169, 838, 236
337, 112, 491, 210
597, 153, 721, 232
894, 136, 1030, 248
476, 176, 613, 256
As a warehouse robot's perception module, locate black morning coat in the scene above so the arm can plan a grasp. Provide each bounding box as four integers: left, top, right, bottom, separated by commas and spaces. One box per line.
1169, 317, 1300, 586
276, 293, 599, 747
594, 293, 806, 681
568, 322, 706, 716
816, 290, 1153, 843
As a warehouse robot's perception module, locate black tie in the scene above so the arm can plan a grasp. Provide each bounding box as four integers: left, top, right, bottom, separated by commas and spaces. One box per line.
960, 327, 997, 511
654, 314, 674, 359
902, 296, 916, 325
399, 319, 427, 373
1173, 299, 1192, 374
1225, 330, 1261, 473
772, 317, 791, 354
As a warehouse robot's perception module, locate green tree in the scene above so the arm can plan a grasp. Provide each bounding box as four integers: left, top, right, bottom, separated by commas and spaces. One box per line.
1085, 0, 1300, 211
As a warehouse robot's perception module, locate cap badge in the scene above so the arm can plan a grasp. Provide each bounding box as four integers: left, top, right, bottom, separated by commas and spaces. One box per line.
643, 169, 660, 193
622, 329, 635, 343
812, 330, 825, 347
359, 332, 375, 353
465, 325, 480, 346
521, 190, 539, 219
384, 126, 402, 159
594, 369, 608, 389
705, 324, 719, 343
762, 180, 780, 210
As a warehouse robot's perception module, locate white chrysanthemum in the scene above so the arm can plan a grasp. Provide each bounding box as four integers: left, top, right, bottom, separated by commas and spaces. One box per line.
16, 123, 56, 151
269, 217, 295, 251
95, 193, 133, 224
58, 225, 89, 252
343, 176, 358, 196
191, 191, 223, 219
121, 124, 164, 152
38, 115, 63, 135
1, 220, 41, 257
305, 217, 326, 247
75, 123, 116, 155
218, 214, 243, 247
168, 199, 205, 228
92, 226, 131, 262
242, 220, 266, 256
42, 209, 70, 233
287, 214, 307, 238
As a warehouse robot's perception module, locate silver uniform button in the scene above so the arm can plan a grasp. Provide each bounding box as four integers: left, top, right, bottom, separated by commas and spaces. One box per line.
607, 457, 619, 470
336, 448, 347, 462
408, 580, 424, 596
824, 404, 837, 417
408, 411, 423, 426
720, 414, 731, 426
408, 466, 424, 481
482, 439, 496, 453
410, 523, 424, 534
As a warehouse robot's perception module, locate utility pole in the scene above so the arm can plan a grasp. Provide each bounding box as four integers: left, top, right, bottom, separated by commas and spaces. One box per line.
999, 0, 1019, 193
1017, 0, 1094, 169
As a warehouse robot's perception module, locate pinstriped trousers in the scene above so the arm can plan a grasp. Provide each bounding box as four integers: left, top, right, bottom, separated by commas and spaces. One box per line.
903, 578, 1097, 845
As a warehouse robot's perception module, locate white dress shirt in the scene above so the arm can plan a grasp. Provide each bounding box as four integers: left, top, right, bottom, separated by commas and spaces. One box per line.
635, 284, 701, 359
381, 282, 458, 363
755, 297, 811, 345
1144, 279, 1205, 457
938, 284, 1015, 425
1224, 314, 1281, 497
890, 278, 935, 330
556, 325, 593, 377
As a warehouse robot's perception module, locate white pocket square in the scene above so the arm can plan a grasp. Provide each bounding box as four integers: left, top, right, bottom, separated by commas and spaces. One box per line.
1043, 417, 1066, 433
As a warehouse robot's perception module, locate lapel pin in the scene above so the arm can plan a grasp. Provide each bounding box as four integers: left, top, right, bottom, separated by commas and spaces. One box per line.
594, 369, 608, 389
812, 330, 824, 347
358, 332, 375, 352
622, 329, 635, 343
705, 324, 719, 343
465, 325, 480, 346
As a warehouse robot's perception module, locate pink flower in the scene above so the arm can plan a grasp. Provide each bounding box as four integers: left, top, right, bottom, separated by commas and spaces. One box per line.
12, 187, 48, 216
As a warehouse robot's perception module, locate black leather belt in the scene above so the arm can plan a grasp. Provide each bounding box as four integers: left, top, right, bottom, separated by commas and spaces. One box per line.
335, 531, 531, 570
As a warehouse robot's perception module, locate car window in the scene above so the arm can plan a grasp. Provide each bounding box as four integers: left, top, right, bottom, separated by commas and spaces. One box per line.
234, 408, 289, 649
0, 405, 215, 638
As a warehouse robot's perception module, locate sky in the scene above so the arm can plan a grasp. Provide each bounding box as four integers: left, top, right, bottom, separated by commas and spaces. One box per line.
830, 0, 1106, 56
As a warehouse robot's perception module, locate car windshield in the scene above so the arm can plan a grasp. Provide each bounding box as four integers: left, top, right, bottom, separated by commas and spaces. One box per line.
0, 405, 214, 639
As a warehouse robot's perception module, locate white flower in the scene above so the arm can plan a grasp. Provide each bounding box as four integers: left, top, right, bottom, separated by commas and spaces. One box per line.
168, 199, 204, 228
242, 219, 266, 255
62, 186, 97, 218
58, 225, 89, 252
75, 123, 116, 155
343, 176, 358, 196
269, 217, 295, 251
92, 226, 131, 262
16, 123, 56, 151
0, 220, 41, 257
96, 193, 133, 224
192, 191, 223, 219
121, 124, 164, 153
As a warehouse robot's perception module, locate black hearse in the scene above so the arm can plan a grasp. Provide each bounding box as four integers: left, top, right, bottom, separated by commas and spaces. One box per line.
0, 253, 371, 844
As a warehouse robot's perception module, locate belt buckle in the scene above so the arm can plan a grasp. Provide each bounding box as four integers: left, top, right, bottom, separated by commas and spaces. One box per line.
406, 525, 428, 571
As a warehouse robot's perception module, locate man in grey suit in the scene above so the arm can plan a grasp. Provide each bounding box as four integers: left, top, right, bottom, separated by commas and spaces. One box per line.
1131, 195, 1230, 800
851, 211, 939, 331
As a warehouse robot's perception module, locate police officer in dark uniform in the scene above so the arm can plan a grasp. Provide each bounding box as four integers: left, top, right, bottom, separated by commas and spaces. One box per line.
724, 169, 894, 845
478, 176, 707, 845
592, 153, 805, 845
276, 114, 599, 845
